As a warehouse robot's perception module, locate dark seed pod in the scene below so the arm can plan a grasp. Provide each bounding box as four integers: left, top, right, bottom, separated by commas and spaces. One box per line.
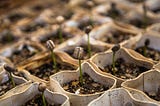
112, 44, 120, 53
84, 25, 92, 34
73, 47, 84, 59
46, 40, 55, 51
4, 64, 17, 73
144, 39, 150, 46
38, 83, 47, 92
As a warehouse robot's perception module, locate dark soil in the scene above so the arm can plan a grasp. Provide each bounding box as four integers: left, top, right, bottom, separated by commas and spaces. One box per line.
0, 30, 18, 45
150, 8, 160, 14
145, 86, 160, 101
39, 30, 73, 46
129, 18, 152, 28
9, 44, 39, 64
65, 45, 104, 60
135, 46, 160, 61
0, 79, 18, 96
100, 58, 149, 79
100, 30, 133, 44
20, 21, 47, 33
7, 13, 26, 22
127, 0, 146, 3
62, 73, 109, 94
29, 61, 75, 81
101, 6, 122, 19
23, 94, 60, 106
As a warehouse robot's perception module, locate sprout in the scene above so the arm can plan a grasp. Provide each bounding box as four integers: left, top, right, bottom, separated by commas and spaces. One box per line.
111, 44, 120, 75
4, 64, 16, 87
143, 39, 150, 56
56, 16, 65, 43
38, 83, 47, 106
84, 25, 92, 58
46, 40, 57, 71
73, 47, 84, 85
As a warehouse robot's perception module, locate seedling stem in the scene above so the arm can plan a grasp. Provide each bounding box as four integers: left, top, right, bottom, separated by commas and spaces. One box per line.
111, 44, 120, 75
9, 72, 15, 87
46, 40, 57, 71
74, 47, 84, 85
85, 26, 92, 58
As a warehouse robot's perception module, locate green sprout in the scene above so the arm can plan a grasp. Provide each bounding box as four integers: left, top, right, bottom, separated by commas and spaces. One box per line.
46, 40, 57, 71
4, 64, 16, 87
111, 44, 120, 75
38, 83, 47, 106
73, 47, 84, 85
143, 39, 150, 57
84, 26, 92, 58
56, 16, 65, 43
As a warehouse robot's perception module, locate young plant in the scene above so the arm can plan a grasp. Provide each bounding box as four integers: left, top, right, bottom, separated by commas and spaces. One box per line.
143, 39, 150, 57
73, 47, 84, 85
38, 83, 47, 106
111, 44, 120, 75
46, 40, 57, 71
4, 64, 16, 87
84, 25, 92, 58
56, 16, 65, 43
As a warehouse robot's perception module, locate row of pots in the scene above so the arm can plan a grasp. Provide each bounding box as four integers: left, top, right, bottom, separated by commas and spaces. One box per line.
0, 56, 160, 106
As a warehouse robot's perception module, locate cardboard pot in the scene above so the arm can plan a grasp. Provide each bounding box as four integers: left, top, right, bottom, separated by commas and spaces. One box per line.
122, 68, 160, 104
90, 46, 154, 87
0, 82, 70, 106
50, 62, 116, 106
88, 88, 159, 106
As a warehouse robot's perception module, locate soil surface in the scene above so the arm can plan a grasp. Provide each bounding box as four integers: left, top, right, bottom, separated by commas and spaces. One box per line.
29, 61, 75, 81
128, 0, 146, 3
62, 73, 109, 94
0, 30, 18, 45
7, 12, 26, 22
100, 31, 133, 44
65, 45, 104, 60
145, 86, 160, 101
129, 18, 152, 28
20, 21, 47, 33
39, 30, 73, 46
102, 7, 122, 19
136, 46, 160, 61
0, 79, 18, 96
9, 44, 39, 64
100, 58, 149, 79
23, 94, 60, 106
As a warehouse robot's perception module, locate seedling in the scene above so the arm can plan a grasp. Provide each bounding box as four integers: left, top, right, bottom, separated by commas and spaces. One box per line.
4, 64, 16, 87
84, 26, 92, 58
73, 47, 84, 85
56, 16, 65, 43
38, 83, 47, 106
143, 39, 150, 57
111, 44, 120, 75
46, 40, 57, 71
